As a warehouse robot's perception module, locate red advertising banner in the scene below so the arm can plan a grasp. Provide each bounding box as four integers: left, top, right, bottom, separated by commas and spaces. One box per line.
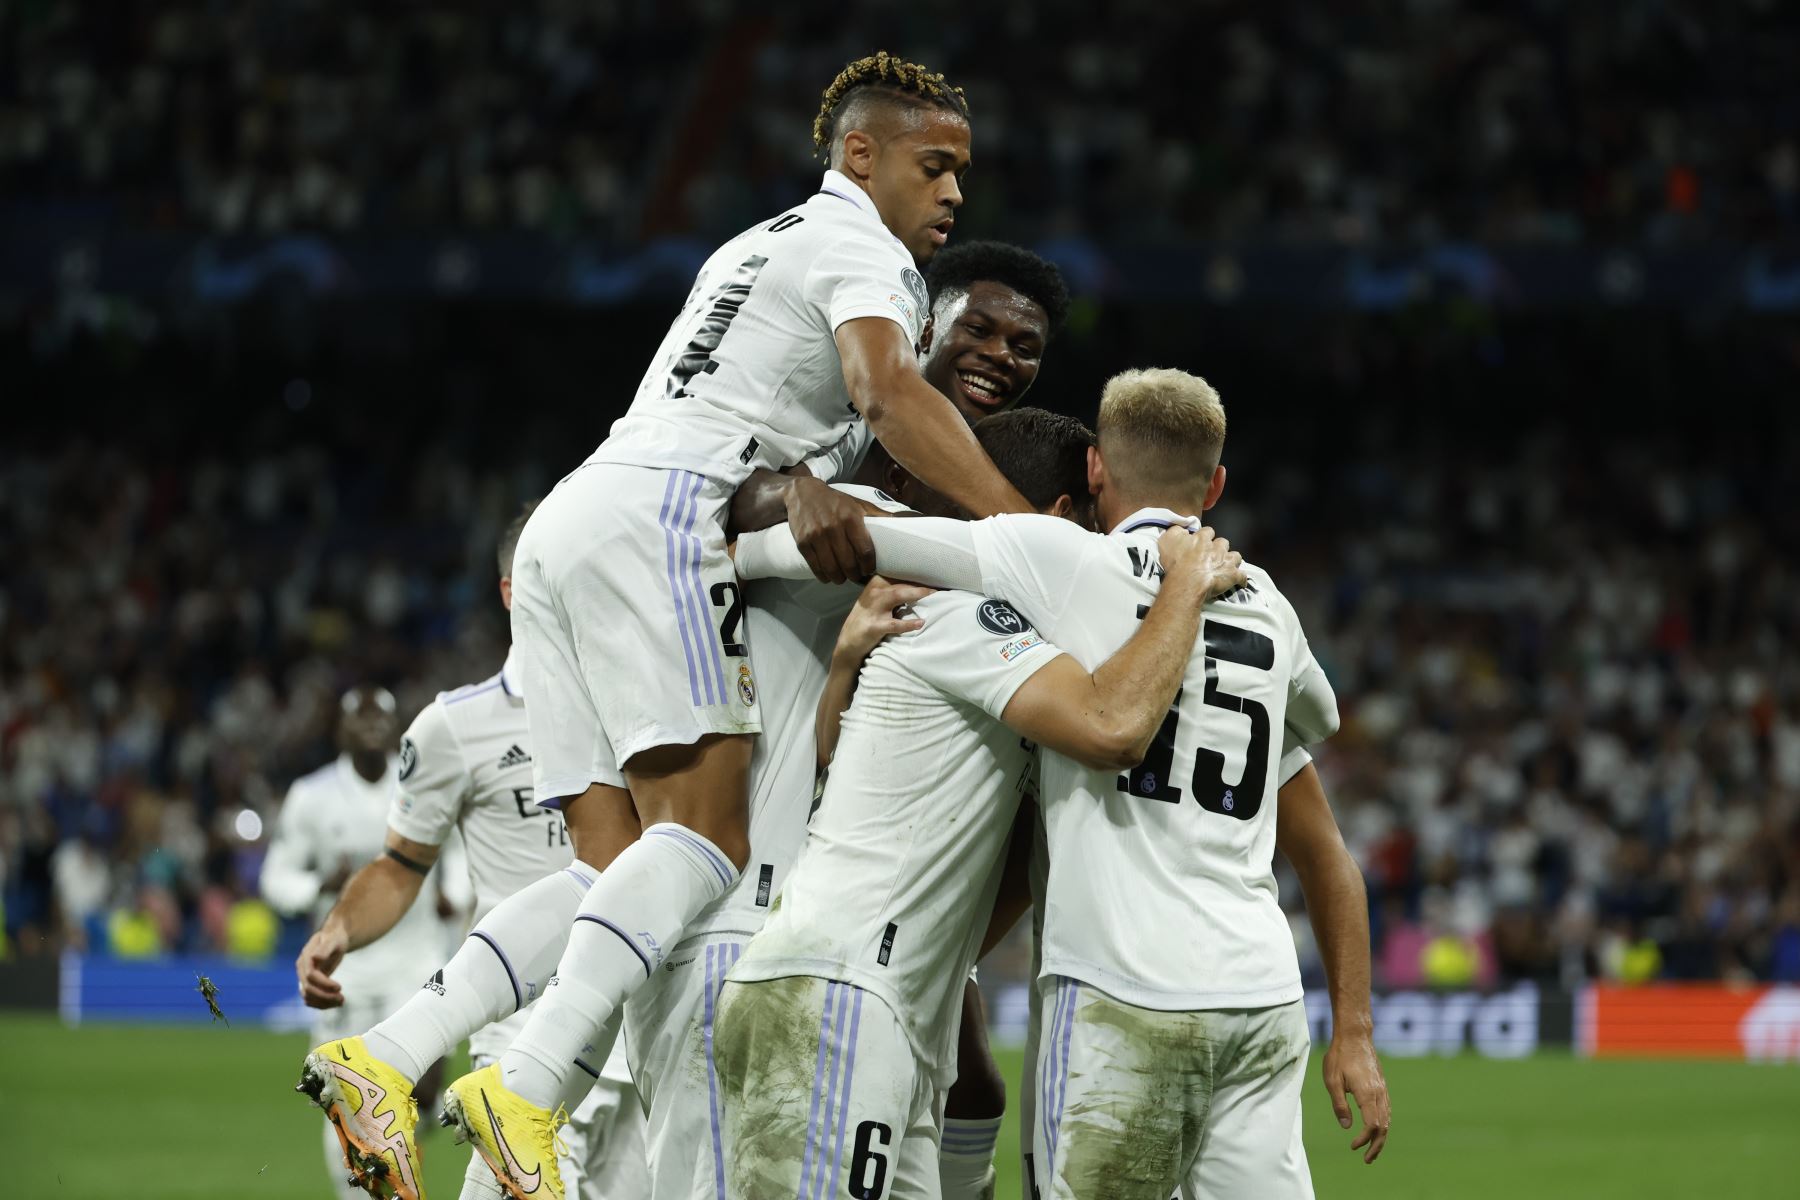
1577, 985, 1800, 1061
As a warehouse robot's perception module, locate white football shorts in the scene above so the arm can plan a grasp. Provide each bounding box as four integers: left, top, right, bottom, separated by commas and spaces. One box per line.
1037, 978, 1313, 1200
511, 462, 762, 803
713, 975, 942, 1200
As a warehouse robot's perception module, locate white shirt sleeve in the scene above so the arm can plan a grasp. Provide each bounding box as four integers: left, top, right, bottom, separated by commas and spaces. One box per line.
895, 592, 1064, 720
387, 701, 471, 848
805, 230, 922, 340
831, 482, 915, 515
1285, 617, 1340, 746
964, 514, 1102, 631
1277, 728, 1314, 787
803, 423, 876, 483
260, 781, 322, 916
736, 514, 985, 589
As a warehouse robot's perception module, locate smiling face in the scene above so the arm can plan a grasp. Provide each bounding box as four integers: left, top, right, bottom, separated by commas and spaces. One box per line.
841, 106, 970, 264
920, 281, 1051, 419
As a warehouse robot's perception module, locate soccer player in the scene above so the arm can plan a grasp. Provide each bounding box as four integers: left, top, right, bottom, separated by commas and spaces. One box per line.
736, 368, 1383, 1197
713, 408, 1249, 1198
433, 50, 1058, 1194
296, 236, 1070, 1200
628, 250, 1066, 1200
263, 686, 451, 1200
292, 508, 646, 1200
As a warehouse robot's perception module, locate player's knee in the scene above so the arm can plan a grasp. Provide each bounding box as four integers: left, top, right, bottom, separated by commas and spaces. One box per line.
563, 783, 640, 870
944, 1052, 1007, 1119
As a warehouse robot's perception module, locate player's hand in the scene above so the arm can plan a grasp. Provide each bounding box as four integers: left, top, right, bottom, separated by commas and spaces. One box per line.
1323, 1031, 1391, 1164
833, 575, 933, 665
1155, 524, 1246, 601
786, 474, 879, 584
296, 925, 349, 1009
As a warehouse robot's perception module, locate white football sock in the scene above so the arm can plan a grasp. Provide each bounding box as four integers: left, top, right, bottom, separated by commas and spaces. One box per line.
940, 1116, 1002, 1200
500, 823, 737, 1108
363, 862, 597, 1081
456, 1150, 507, 1200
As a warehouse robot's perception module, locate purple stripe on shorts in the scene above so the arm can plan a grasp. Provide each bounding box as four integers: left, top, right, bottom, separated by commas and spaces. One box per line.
704, 945, 727, 1200
1043, 980, 1074, 1166
676, 470, 725, 705
809, 982, 851, 1200
797, 981, 838, 1199
467, 930, 523, 1013
676, 470, 720, 706
1053, 980, 1079, 1163
660, 471, 705, 705
648, 826, 734, 889
1038, 981, 1063, 1167
825, 987, 865, 1198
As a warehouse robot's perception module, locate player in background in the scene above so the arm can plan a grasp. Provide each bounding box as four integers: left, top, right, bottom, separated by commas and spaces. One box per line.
713, 409, 1249, 1198
263, 686, 454, 1200
736, 368, 1390, 1198
291, 507, 646, 1200
435, 52, 1049, 1198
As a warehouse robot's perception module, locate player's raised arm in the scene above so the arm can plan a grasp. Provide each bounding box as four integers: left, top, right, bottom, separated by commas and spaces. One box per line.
836, 315, 1032, 518
1000, 526, 1246, 769
295, 830, 441, 1009
730, 466, 885, 583
1276, 758, 1390, 1165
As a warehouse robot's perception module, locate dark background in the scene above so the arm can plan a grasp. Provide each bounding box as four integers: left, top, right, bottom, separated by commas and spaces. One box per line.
3, 0, 1798, 993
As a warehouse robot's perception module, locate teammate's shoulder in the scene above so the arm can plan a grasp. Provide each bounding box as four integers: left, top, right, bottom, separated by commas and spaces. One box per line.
438, 669, 506, 709
1215, 560, 1293, 614
979, 512, 1100, 552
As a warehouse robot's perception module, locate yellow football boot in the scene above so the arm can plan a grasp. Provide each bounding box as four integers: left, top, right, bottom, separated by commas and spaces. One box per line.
440, 1063, 567, 1200
296, 1036, 426, 1199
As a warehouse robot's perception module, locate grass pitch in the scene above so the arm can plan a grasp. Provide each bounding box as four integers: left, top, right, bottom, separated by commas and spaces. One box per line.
0, 1014, 1792, 1198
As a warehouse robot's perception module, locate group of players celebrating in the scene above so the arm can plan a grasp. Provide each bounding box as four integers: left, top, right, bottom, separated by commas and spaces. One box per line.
290, 51, 1392, 1200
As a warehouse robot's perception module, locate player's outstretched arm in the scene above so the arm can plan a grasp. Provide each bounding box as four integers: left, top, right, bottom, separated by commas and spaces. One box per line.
729, 467, 885, 584
1276, 763, 1390, 1164
836, 316, 1033, 519
999, 527, 1246, 770
815, 576, 932, 772
294, 830, 439, 1009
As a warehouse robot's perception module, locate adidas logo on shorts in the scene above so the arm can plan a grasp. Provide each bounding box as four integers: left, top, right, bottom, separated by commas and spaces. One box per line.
497, 744, 532, 769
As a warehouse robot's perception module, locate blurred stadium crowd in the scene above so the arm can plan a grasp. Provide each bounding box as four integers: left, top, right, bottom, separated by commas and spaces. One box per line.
3, 0, 1797, 244
4, 367, 1796, 987
2, 0, 1797, 995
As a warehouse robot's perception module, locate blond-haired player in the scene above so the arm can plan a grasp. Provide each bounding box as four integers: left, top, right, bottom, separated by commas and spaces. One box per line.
736, 368, 1388, 1198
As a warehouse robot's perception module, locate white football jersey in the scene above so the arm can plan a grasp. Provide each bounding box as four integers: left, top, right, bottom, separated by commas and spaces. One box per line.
690, 485, 912, 940
261, 754, 445, 996
589, 171, 924, 487
967, 507, 1335, 1011
386, 650, 571, 923
731, 589, 1060, 1086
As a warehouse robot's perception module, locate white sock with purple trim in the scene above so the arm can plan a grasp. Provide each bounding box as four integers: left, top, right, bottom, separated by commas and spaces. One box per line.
361, 862, 598, 1081
939, 1116, 1003, 1200
500, 822, 738, 1108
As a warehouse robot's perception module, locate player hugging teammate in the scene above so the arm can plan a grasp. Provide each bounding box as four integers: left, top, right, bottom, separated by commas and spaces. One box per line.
290, 49, 1389, 1200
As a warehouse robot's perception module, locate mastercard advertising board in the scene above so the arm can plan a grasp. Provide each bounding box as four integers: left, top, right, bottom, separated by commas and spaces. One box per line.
1577, 985, 1800, 1061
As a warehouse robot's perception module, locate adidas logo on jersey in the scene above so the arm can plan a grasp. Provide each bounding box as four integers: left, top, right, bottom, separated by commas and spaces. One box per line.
497, 744, 532, 769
